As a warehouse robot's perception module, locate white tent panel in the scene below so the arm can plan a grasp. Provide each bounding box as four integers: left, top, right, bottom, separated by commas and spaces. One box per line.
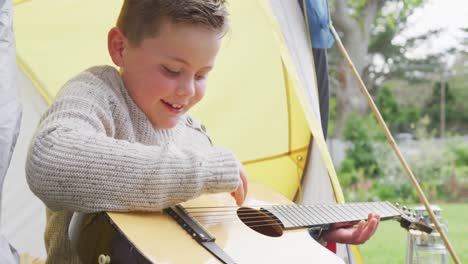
1, 68, 47, 259
268, 0, 334, 204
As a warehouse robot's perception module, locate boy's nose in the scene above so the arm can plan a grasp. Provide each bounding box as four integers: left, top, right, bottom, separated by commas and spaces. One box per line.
176, 79, 195, 97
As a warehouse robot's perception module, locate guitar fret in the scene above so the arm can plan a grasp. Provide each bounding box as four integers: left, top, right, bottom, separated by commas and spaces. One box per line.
293, 206, 310, 227
360, 203, 373, 218
278, 205, 301, 228
310, 205, 325, 225
297, 206, 315, 227
319, 205, 334, 224
350, 203, 367, 220
364, 203, 378, 217
304, 205, 320, 226
275, 206, 295, 228
288, 206, 307, 227
346, 203, 361, 221
337, 204, 351, 222
381, 202, 398, 217
354, 203, 368, 220
333, 204, 349, 222
327, 204, 343, 223
367, 203, 378, 216
338, 204, 351, 222
332, 204, 343, 223
311, 206, 328, 225
384, 202, 395, 214
270, 207, 290, 228
358, 202, 373, 219
285, 206, 304, 227
368, 203, 384, 217
321, 204, 336, 223
268, 202, 403, 231
302, 206, 320, 226
382, 202, 394, 215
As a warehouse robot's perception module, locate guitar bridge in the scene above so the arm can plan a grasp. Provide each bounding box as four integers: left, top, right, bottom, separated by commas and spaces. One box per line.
164, 205, 215, 243
165, 205, 237, 264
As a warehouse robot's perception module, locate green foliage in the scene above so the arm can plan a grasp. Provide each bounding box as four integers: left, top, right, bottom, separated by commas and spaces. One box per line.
338, 112, 384, 201
376, 86, 402, 133
422, 81, 462, 135
374, 139, 468, 203
342, 112, 383, 179
453, 145, 468, 166
338, 109, 467, 202
375, 86, 421, 134
413, 115, 437, 139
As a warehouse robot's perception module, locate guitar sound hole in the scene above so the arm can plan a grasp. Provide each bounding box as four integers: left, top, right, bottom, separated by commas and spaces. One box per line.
237, 207, 283, 237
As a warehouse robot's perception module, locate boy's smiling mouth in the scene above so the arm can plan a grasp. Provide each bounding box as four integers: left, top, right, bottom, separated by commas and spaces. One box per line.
161, 99, 184, 111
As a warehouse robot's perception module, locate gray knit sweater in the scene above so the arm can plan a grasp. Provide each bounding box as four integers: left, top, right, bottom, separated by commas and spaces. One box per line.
25, 66, 240, 263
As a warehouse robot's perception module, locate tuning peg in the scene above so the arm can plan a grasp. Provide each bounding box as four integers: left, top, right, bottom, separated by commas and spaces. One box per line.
403, 206, 408, 211
395, 202, 400, 208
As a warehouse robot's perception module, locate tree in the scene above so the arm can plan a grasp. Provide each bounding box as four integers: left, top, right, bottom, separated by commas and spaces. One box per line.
330, 0, 426, 137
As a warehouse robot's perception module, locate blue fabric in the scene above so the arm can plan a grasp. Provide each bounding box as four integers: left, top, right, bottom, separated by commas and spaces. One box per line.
299, 0, 335, 49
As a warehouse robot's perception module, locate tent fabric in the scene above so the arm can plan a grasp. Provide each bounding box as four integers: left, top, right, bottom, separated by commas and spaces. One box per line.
262, 0, 344, 204
2, 69, 48, 260
266, 2, 362, 263
300, 0, 335, 49
312, 48, 330, 138
0, 0, 21, 262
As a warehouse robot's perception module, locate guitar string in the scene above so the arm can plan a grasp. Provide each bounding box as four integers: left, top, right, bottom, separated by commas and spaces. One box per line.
184, 206, 395, 218
187, 209, 372, 227
191, 215, 363, 228
187, 211, 367, 223
183, 205, 399, 227
183, 203, 397, 213
168, 203, 408, 230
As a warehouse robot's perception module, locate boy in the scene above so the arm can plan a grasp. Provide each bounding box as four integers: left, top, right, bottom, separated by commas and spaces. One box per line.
26, 0, 377, 262
26, 1, 246, 262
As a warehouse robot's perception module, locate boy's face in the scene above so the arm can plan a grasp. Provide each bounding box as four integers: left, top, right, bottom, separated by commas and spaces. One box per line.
110, 22, 223, 129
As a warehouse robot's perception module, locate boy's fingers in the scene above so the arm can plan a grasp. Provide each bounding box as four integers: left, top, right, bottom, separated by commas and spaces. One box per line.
236, 185, 245, 206
366, 214, 380, 238
232, 179, 245, 206
356, 214, 380, 243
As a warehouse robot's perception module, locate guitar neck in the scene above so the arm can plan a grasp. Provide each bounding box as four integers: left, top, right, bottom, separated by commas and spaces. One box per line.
267, 201, 400, 230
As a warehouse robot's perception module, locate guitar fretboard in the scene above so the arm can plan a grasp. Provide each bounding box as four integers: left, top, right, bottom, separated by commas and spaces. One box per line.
267, 201, 400, 229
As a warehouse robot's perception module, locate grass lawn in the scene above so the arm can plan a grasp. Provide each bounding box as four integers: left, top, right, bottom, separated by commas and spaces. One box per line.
359, 203, 467, 264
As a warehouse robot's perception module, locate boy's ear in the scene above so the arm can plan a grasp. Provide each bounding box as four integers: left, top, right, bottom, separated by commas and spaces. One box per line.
108, 27, 127, 67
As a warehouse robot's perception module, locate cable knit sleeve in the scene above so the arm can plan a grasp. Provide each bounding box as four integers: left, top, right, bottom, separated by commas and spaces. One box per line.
25, 68, 240, 213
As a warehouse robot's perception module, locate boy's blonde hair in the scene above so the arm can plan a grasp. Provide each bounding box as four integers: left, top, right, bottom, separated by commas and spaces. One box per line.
117, 0, 228, 46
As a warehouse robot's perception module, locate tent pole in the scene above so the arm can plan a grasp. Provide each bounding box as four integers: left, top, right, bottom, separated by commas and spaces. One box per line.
329, 24, 461, 264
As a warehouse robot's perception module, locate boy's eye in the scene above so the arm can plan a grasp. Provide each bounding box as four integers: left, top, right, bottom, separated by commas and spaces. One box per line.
162, 66, 180, 76
195, 74, 207, 81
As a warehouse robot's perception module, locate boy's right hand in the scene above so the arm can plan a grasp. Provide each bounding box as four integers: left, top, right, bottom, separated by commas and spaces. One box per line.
231, 162, 248, 206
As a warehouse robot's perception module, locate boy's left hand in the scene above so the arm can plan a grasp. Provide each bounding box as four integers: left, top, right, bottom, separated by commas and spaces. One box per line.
231, 162, 248, 206
322, 213, 380, 245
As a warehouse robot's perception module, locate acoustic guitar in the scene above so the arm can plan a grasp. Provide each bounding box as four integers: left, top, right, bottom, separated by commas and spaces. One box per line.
69, 182, 431, 264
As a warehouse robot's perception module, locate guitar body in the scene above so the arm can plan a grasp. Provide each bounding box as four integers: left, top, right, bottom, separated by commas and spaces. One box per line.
71, 182, 344, 263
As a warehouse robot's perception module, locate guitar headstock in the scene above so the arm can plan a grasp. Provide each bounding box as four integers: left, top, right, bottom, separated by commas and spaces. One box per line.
394, 203, 433, 234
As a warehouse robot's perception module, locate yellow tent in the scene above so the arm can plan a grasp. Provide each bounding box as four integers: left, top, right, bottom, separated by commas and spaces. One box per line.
11, 0, 360, 262
14, 0, 341, 201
